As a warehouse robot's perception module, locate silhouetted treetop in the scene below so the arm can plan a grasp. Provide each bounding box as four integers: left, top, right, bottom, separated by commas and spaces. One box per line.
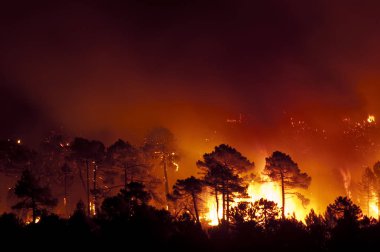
197, 144, 254, 225
264, 151, 311, 218
172, 176, 204, 225
198, 144, 254, 173
143, 127, 176, 153
325, 196, 362, 226
70, 137, 105, 162
0, 139, 36, 175
12, 169, 57, 223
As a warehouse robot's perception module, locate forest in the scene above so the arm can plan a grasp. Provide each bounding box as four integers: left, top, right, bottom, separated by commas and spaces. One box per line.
0, 127, 379, 251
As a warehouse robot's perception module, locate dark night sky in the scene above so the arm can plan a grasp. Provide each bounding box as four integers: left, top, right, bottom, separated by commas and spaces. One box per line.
2, 0, 380, 209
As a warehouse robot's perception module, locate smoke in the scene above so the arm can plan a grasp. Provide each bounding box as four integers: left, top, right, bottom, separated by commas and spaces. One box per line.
340, 169, 352, 199
1, 0, 380, 212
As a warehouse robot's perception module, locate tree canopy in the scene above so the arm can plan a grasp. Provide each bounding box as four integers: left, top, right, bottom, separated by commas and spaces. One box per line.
12, 170, 57, 223
264, 151, 311, 218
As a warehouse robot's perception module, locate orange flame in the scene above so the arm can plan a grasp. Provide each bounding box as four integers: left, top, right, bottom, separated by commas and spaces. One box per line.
203, 180, 311, 225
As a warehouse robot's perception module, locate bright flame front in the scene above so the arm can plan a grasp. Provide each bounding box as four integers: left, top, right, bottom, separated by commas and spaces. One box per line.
203, 180, 310, 226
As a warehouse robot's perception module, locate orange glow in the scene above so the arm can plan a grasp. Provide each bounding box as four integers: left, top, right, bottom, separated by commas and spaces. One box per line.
369, 198, 379, 217
247, 181, 309, 219
203, 195, 223, 226
367, 115, 375, 123
173, 162, 179, 172
25, 216, 41, 224
340, 169, 352, 198
90, 202, 96, 216
203, 178, 312, 226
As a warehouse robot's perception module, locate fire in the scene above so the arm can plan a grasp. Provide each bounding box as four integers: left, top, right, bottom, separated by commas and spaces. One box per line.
370, 200, 378, 217
367, 115, 375, 123
340, 169, 352, 198
25, 216, 41, 224
89, 202, 96, 215
248, 181, 309, 218
17, 139, 21, 144
366, 191, 379, 218
203, 195, 223, 226
173, 162, 179, 172
203, 180, 310, 226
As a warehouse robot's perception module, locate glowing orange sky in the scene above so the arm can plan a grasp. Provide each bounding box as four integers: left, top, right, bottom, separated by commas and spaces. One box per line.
2, 1, 380, 214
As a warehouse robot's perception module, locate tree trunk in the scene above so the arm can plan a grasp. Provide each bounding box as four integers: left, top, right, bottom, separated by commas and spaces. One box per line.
86, 160, 90, 216
124, 164, 128, 190
64, 170, 67, 217
192, 192, 200, 226
78, 163, 86, 193
93, 162, 97, 215
367, 185, 370, 216
163, 155, 169, 208
280, 172, 285, 219
215, 186, 220, 224
226, 180, 230, 225
222, 183, 226, 221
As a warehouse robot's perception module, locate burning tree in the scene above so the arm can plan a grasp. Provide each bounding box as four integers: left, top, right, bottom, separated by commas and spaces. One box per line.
197, 144, 254, 224
0, 139, 36, 176
101, 182, 152, 221
12, 169, 57, 223
143, 127, 179, 208
39, 133, 74, 216
373, 161, 380, 220
230, 199, 279, 227
38, 132, 71, 183
263, 151, 311, 219
69, 137, 105, 216
325, 196, 362, 229
61, 163, 74, 216
172, 176, 204, 225
252, 198, 280, 227
106, 139, 149, 189
359, 167, 375, 216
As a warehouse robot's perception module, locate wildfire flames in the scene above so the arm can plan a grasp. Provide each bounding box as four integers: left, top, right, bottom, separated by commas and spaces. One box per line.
367, 115, 375, 123
90, 202, 96, 216
369, 198, 379, 217
25, 216, 41, 225
173, 162, 179, 172
203, 179, 310, 225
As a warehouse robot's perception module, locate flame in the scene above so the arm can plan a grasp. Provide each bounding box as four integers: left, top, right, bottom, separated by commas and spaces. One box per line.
203, 195, 223, 226
367, 191, 379, 218
249, 182, 309, 218
367, 115, 375, 123
90, 201, 96, 215
25, 216, 41, 224
203, 180, 310, 226
173, 162, 179, 172
16, 139, 21, 144
340, 169, 352, 198
370, 200, 378, 217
